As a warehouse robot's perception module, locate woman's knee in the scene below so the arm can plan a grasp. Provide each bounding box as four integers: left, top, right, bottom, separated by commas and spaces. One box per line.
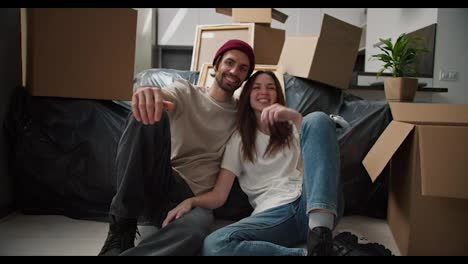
302, 112, 334, 132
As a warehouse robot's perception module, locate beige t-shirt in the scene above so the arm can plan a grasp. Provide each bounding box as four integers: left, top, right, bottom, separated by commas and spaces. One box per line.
221, 127, 303, 215
165, 80, 237, 195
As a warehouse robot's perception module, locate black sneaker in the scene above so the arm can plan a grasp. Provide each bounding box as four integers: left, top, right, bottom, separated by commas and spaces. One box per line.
98, 215, 138, 256
307, 226, 333, 256
332, 232, 394, 256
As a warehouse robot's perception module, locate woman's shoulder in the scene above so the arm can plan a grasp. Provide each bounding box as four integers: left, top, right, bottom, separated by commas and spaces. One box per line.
229, 130, 242, 141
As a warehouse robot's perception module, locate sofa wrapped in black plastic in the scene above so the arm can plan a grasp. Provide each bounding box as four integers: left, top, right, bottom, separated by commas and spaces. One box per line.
5, 68, 391, 221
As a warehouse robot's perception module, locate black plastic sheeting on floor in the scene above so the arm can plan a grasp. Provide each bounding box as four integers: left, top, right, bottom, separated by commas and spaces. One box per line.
5, 69, 391, 221
5, 87, 130, 219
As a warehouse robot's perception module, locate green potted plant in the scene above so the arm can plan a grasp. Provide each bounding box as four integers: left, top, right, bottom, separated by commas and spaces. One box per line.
371, 33, 428, 102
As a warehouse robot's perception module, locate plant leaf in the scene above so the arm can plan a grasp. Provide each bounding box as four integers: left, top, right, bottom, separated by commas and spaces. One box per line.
372, 32, 429, 78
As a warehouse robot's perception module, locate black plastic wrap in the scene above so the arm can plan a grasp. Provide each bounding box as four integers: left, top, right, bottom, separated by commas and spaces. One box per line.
284, 75, 392, 218
133, 68, 200, 89
5, 69, 391, 220
5, 87, 131, 218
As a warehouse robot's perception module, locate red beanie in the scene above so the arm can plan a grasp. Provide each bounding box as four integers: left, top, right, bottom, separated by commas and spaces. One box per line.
212, 39, 256, 77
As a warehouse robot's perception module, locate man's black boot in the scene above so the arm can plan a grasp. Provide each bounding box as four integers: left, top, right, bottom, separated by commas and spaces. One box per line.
98, 215, 138, 256
332, 232, 394, 256
307, 226, 333, 256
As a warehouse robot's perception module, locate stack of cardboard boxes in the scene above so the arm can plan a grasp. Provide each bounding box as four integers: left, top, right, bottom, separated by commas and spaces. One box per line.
23, 8, 362, 99
192, 8, 362, 90
363, 103, 468, 255
190, 8, 287, 72
22, 8, 137, 101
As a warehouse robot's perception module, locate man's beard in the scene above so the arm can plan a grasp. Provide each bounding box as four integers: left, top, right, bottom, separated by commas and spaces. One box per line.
215, 72, 242, 93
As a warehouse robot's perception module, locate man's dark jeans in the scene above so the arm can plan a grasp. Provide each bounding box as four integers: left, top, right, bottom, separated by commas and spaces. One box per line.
109, 111, 213, 255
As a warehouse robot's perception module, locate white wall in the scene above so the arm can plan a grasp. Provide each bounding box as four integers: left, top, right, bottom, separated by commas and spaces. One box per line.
134, 8, 154, 75
159, 8, 199, 46
365, 8, 438, 73
271, 8, 322, 36
157, 8, 233, 46
432, 8, 468, 103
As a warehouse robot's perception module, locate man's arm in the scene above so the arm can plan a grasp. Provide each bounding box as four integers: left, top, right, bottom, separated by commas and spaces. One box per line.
131, 87, 175, 125
162, 169, 236, 227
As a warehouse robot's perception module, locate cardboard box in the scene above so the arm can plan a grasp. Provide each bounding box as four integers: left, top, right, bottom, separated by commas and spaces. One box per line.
215, 8, 288, 25
190, 23, 285, 72
278, 14, 362, 89
24, 8, 137, 100
363, 102, 468, 256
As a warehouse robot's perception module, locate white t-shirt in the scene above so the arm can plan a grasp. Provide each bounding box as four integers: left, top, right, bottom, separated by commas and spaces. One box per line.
221, 127, 303, 215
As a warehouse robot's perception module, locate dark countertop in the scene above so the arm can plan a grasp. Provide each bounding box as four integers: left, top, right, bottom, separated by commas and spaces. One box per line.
349, 85, 448, 93
357, 72, 434, 78
352, 72, 447, 92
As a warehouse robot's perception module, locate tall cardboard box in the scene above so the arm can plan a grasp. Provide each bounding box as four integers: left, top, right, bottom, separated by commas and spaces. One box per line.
215, 8, 288, 25
190, 23, 285, 72
278, 14, 362, 89
24, 8, 137, 100
363, 102, 468, 256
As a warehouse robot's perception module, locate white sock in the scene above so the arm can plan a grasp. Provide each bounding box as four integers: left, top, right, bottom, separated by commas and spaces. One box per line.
308, 212, 334, 230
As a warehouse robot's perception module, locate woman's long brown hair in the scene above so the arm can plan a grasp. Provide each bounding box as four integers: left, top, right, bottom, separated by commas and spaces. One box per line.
237, 71, 293, 163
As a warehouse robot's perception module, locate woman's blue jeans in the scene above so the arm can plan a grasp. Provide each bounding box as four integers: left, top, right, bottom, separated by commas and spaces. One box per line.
202, 112, 344, 256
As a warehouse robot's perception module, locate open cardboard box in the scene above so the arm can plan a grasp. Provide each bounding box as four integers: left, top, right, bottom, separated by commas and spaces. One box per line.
363, 102, 468, 255
215, 8, 288, 25
190, 23, 285, 72
22, 8, 137, 100
278, 14, 362, 89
